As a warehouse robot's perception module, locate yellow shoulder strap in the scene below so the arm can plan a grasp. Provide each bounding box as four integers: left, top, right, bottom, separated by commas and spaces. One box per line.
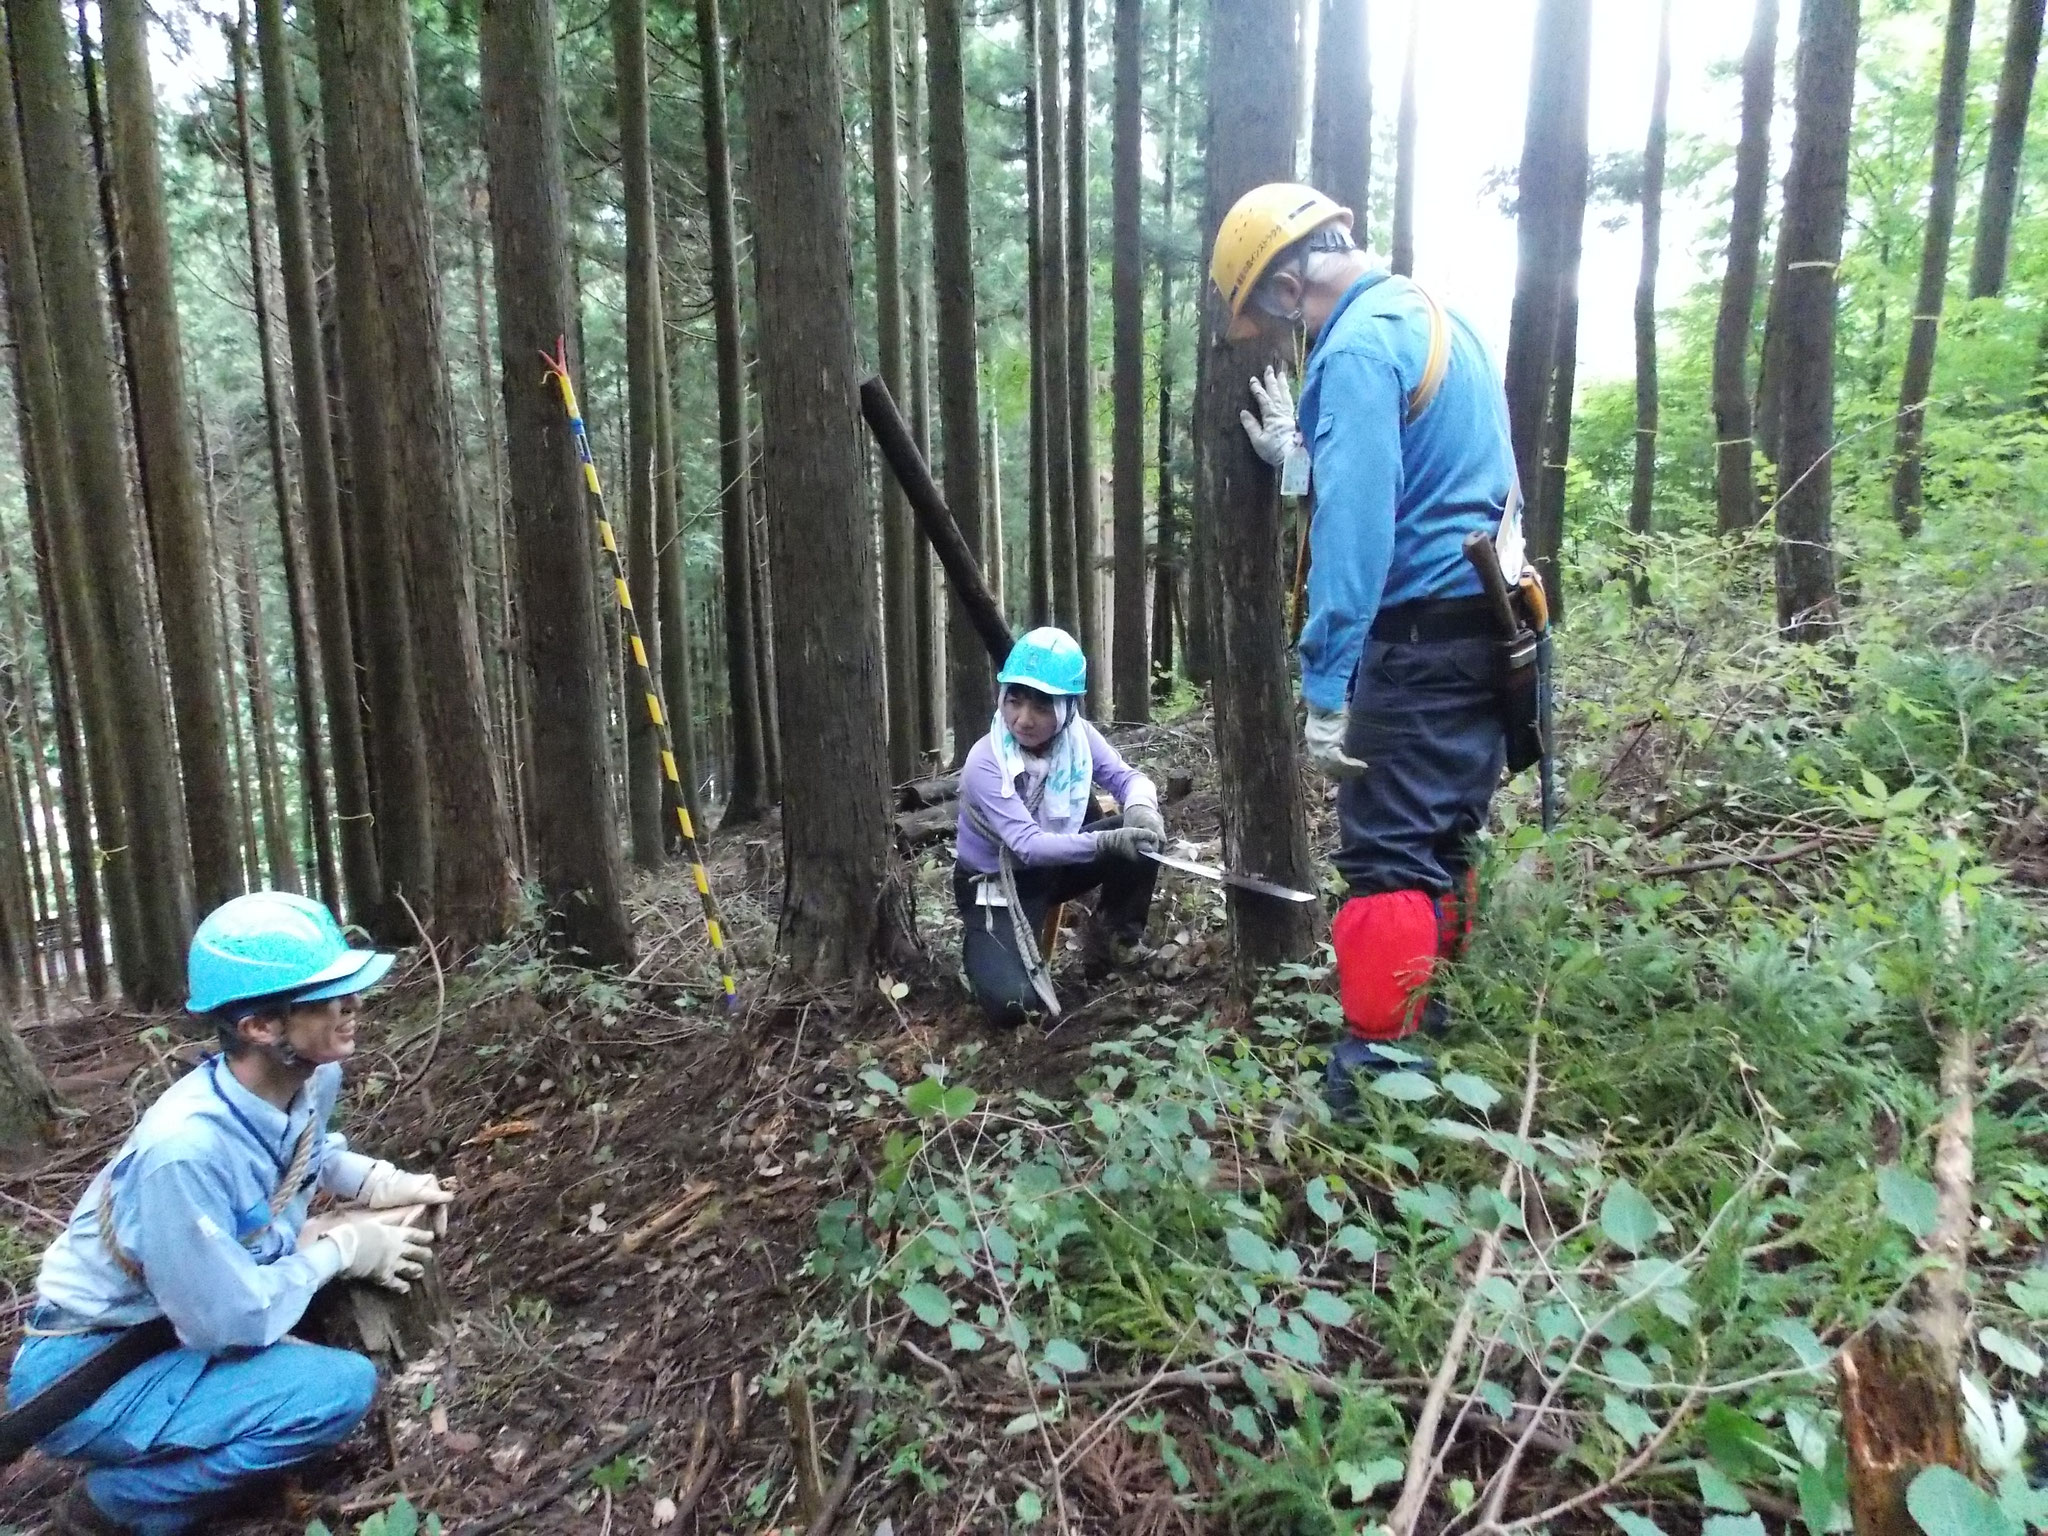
1407, 284, 1451, 422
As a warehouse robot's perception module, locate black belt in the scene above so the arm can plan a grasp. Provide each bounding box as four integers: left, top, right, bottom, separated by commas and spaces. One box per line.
0, 1314, 178, 1463
1369, 595, 1498, 644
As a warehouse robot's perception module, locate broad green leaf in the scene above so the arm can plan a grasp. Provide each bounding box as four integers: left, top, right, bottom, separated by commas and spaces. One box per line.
1424, 1117, 1487, 1143
939, 1084, 978, 1120
1394, 1183, 1464, 1229
1602, 1394, 1657, 1450
1766, 1318, 1832, 1370
900, 1281, 954, 1327
1694, 1461, 1752, 1513
1225, 1227, 1278, 1273
2006, 1270, 2048, 1318
1978, 1326, 2045, 1378
1269, 1311, 1325, 1366
1334, 1225, 1379, 1261
1442, 1071, 1503, 1112
1701, 1518, 1767, 1536
1015, 1487, 1044, 1524
1090, 1099, 1120, 1136
983, 1225, 1019, 1269
946, 1321, 985, 1352
1371, 1071, 1438, 1102
1600, 1180, 1661, 1254
1335, 1456, 1404, 1504
1799, 1461, 1849, 1536
1305, 1176, 1343, 1223
1375, 1142, 1420, 1173
1602, 1346, 1655, 1390
1229, 1404, 1263, 1444
860, 1068, 900, 1097
1861, 770, 1887, 801
1040, 1338, 1088, 1374
903, 1077, 947, 1118
1878, 1165, 1939, 1240
1887, 783, 1933, 816
1603, 1509, 1670, 1536
1478, 1380, 1516, 1420
1906, 1465, 2020, 1536
1300, 1289, 1354, 1328
1702, 1403, 1778, 1482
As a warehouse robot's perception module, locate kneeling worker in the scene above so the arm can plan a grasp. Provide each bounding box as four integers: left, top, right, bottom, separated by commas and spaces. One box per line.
955, 627, 1166, 1026
9, 892, 452, 1536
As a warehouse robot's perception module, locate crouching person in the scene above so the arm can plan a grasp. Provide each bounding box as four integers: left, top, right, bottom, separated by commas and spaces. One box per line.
954, 627, 1166, 1027
8, 892, 452, 1536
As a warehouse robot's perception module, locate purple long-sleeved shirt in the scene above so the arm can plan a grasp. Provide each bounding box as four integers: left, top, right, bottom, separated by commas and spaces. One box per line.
955, 720, 1158, 875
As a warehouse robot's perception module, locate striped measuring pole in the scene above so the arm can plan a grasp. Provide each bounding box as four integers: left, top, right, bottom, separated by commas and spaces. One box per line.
542, 338, 738, 1009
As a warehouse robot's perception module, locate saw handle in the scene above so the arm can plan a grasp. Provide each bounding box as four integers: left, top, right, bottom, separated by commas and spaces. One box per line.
1462, 531, 1522, 638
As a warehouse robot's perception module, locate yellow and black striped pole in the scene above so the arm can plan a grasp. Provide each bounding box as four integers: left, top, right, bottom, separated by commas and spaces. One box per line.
542, 338, 738, 1009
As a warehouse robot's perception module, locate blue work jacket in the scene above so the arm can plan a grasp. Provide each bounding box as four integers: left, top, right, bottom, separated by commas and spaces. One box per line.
1294, 271, 1517, 713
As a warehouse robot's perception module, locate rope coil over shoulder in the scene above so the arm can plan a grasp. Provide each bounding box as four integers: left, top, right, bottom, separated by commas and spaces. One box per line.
965, 780, 1061, 1020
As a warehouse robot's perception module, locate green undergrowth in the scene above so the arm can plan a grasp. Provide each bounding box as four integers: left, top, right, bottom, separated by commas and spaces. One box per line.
773, 494, 2048, 1531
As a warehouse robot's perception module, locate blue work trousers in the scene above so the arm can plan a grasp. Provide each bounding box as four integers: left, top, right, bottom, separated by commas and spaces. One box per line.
10, 1320, 376, 1536
1336, 635, 1506, 896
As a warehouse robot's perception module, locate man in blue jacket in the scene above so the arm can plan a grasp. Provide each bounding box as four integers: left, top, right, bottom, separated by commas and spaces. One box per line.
10, 893, 450, 1535
1210, 183, 1517, 1108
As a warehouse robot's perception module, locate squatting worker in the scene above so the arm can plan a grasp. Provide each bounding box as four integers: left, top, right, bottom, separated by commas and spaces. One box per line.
955, 627, 1167, 1027
9, 892, 452, 1536
1211, 183, 1515, 1110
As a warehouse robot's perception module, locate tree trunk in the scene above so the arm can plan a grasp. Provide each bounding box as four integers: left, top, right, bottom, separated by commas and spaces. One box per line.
1712, 0, 1778, 534
1037, 0, 1079, 632
653, 280, 703, 838
1184, 316, 1213, 685
1970, 0, 2045, 297
871, 0, 919, 785
234, 512, 299, 892
1199, 0, 1316, 984
1627, 0, 1671, 607
985, 409, 1007, 616
0, 1016, 55, 1154
1066, 0, 1101, 714
697, 0, 766, 827
7, 0, 184, 1005
1150, 0, 1183, 697
329, 0, 514, 949
928, 0, 995, 761
1392, 0, 1417, 275
1891, 0, 1976, 538
1110, 0, 1148, 723
749, 478, 782, 801
1775, 0, 1859, 642
1536, 264, 1579, 613
746, 0, 907, 978
1501, 0, 1591, 611
479, 0, 635, 969
1024, 59, 1053, 629
1310, 0, 1370, 229
205, 443, 261, 892
1755, 233, 1792, 466
1, 517, 75, 994
905, 6, 944, 759
102, 0, 240, 918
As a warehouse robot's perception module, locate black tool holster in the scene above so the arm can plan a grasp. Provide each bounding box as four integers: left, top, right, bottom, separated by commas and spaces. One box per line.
1497, 602, 1546, 776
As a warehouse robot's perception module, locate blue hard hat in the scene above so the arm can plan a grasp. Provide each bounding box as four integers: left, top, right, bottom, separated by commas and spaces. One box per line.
997, 627, 1087, 698
186, 892, 395, 1015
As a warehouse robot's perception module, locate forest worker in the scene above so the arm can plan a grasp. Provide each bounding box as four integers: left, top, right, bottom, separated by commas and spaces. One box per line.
8, 892, 452, 1536
954, 627, 1168, 1027
1211, 183, 1517, 1110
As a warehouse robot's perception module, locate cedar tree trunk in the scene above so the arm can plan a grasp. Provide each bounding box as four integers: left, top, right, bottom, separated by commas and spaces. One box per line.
1627, 0, 1671, 605
1970, 0, 2045, 298
1712, 0, 1778, 533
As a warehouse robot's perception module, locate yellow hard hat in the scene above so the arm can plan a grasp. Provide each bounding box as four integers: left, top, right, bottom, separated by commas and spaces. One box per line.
1210, 183, 1352, 341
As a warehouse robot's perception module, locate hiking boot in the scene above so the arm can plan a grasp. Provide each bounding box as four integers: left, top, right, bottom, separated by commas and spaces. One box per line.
1323, 1036, 1429, 1119
1080, 925, 1153, 980
52, 1485, 131, 1536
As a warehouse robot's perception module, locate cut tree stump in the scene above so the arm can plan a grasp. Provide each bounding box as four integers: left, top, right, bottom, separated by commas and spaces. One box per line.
1837, 1326, 1975, 1536
296, 1204, 450, 1369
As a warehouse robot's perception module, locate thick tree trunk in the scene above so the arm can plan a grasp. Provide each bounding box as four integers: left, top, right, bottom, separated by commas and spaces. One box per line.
234, 514, 299, 893
1627, 0, 1672, 607
1392, 0, 1417, 275
1110, 0, 1148, 723
1199, 0, 1316, 983
1067, 0, 1101, 713
928, 0, 995, 761
1891, 0, 1976, 537
7, 0, 184, 1005
0, 1018, 56, 1154
1024, 62, 1053, 629
479, 0, 635, 968
905, 8, 944, 759
1536, 267, 1579, 613
872, 0, 920, 785
1755, 233, 1792, 466
205, 447, 261, 893
261, 0, 376, 922
1775, 0, 1859, 641
745, 0, 907, 979
1970, 0, 2045, 298
102, 0, 239, 918
1712, 0, 1778, 535
653, 281, 703, 839
748, 480, 783, 801
1310, 0, 1370, 229
1151, 0, 1183, 696
1037, 0, 1079, 632
1501, 0, 1591, 611
697, 0, 767, 826
615, 0, 667, 868
331, 0, 514, 949
1184, 320, 1214, 685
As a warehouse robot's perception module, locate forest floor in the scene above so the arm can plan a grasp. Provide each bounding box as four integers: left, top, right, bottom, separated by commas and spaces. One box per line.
5, 524, 2048, 1536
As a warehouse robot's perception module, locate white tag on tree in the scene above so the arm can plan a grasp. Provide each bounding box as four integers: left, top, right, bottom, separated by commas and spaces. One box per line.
1279, 437, 1311, 498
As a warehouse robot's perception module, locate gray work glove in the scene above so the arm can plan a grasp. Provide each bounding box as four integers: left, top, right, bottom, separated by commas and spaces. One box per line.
1094, 824, 1163, 862
1239, 366, 1300, 469
1304, 707, 1368, 781
1122, 803, 1165, 842
320, 1213, 435, 1293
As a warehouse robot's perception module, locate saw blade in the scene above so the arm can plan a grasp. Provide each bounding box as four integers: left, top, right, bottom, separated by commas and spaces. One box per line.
1143, 849, 1318, 903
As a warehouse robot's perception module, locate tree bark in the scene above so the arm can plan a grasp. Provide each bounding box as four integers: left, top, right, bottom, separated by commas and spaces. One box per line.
233, 510, 299, 892
1199, 0, 1316, 983
479, 0, 635, 968
696, 0, 766, 826
905, 5, 943, 758
1110, 0, 1148, 723
1970, 0, 2045, 297
1627, 0, 1672, 607
928, 0, 995, 760
1775, 0, 1859, 642
1712, 0, 1778, 534
1392, 0, 1417, 275
745, 0, 907, 979
1501, 0, 1591, 612
1310, 0, 1370, 230
653, 277, 703, 839
0, 511, 74, 994
1890, 0, 1976, 538
1067, 0, 1101, 713
1037, 0, 1079, 632
871, 0, 919, 785
1150, 0, 1183, 696
329, 0, 514, 948
1024, 59, 1053, 629
102, 0, 240, 917
7, 0, 183, 1005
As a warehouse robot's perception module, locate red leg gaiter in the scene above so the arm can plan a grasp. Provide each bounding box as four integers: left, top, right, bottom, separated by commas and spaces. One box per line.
1332, 891, 1440, 1041
1435, 867, 1480, 961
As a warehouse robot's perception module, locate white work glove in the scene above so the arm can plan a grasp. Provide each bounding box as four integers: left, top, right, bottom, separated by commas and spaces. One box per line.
1122, 803, 1165, 842
1238, 366, 1300, 469
1304, 708, 1368, 781
359, 1161, 454, 1210
320, 1214, 435, 1293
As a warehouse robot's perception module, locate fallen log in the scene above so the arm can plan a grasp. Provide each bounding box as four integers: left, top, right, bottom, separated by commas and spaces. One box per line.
895, 804, 957, 849
895, 771, 961, 811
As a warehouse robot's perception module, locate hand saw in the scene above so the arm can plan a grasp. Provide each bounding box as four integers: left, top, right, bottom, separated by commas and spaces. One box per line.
1144, 849, 1319, 903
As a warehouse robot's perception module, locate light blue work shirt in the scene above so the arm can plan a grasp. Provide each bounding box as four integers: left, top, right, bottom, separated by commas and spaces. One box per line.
34, 1056, 373, 1354
1293, 271, 1518, 714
